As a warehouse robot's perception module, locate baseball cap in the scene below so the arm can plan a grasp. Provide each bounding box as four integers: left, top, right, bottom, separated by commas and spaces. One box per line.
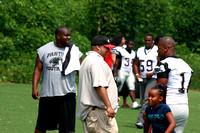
91, 35, 116, 50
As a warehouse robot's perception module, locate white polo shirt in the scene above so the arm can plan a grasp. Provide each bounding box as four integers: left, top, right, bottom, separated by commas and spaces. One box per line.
77, 51, 118, 121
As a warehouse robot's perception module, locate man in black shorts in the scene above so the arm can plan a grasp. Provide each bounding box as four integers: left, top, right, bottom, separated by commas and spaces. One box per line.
32, 26, 83, 133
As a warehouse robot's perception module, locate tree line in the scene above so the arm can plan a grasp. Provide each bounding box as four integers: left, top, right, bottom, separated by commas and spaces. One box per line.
0, 0, 199, 89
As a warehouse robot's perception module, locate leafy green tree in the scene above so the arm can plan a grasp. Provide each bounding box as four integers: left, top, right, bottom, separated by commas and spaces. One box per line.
0, 0, 90, 83
171, 0, 200, 52
0, 0, 199, 90
84, 0, 175, 47
131, 0, 174, 46
85, 0, 127, 39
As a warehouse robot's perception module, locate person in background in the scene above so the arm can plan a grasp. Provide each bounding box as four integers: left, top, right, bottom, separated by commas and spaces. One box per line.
154, 35, 164, 46
32, 26, 83, 133
113, 40, 140, 109
143, 85, 176, 133
104, 37, 116, 69
133, 34, 159, 128
77, 35, 118, 133
155, 37, 193, 133
111, 35, 126, 67
111, 35, 132, 108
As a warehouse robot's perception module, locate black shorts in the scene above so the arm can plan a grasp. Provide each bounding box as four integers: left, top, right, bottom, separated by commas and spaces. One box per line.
36, 93, 76, 132
118, 83, 129, 97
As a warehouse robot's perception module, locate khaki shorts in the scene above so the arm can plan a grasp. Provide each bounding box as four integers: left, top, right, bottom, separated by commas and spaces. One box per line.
83, 108, 118, 133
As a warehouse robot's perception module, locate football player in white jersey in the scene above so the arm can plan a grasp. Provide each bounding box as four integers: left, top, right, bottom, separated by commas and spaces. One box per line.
155, 37, 193, 133
113, 40, 140, 109
133, 34, 159, 128
111, 35, 132, 108
111, 35, 126, 66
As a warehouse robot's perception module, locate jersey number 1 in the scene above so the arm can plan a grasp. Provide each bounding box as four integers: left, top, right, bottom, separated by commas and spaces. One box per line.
179, 73, 185, 93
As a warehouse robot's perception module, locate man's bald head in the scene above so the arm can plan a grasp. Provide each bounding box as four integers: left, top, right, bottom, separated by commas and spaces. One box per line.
157, 37, 176, 60
55, 26, 69, 37
159, 37, 175, 48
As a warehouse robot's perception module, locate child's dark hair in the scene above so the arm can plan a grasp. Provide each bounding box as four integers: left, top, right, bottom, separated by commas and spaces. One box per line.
152, 84, 167, 103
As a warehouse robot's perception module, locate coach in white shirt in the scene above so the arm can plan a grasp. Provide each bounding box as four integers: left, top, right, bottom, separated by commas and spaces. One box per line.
77, 35, 118, 133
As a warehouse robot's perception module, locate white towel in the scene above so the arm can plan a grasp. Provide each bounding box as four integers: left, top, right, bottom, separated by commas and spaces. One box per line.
59, 44, 81, 75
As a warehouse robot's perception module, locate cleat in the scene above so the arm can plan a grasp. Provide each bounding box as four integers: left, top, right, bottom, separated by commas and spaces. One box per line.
135, 122, 143, 129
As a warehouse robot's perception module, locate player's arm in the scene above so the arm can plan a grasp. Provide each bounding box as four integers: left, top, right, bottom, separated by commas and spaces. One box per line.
146, 72, 154, 79
157, 56, 160, 63
155, 62, 170, 85
32, 54, 43, 100
143, 111, 151, 133
156, 78, 168, 86
113, 57, 120, 77
156, 70, 169, 85
111, 53, 117, 66
133, 58, 142, 80
165, 112, 176, 133
95, 86, 115, 118
76, 56, 83, 76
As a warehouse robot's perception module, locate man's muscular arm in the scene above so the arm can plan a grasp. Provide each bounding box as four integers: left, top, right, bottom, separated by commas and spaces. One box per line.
95, 87, 115, 118
32, 55, 43, 100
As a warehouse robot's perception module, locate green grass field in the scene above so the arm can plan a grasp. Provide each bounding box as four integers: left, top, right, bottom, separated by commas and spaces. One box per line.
0, 83, 200, 133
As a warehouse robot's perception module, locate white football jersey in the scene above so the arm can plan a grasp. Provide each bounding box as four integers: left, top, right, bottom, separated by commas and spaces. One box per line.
136, 45, 158, 78
155, 57, 193, 105
111, 45, 126, 55
119, 49, 136, 72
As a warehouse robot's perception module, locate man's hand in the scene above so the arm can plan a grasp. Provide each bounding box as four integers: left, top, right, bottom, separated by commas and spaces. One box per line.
32, 89, 40, 100
106, 106, 115, 118
95, 86, 116, 118
136, 74, 142, 81
113, 73, 117, 77
146, 72, 154, 79
117, 97, 120, 102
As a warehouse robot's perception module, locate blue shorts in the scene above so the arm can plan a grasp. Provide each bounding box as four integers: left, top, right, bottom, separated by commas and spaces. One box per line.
36, 93, 76, 132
